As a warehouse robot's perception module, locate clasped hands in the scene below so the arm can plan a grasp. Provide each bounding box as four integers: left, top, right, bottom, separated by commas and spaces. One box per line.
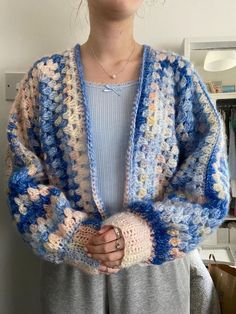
84, 225, 125, 274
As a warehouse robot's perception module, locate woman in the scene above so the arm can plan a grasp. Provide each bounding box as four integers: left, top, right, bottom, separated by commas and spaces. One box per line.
6, 0, 229, 313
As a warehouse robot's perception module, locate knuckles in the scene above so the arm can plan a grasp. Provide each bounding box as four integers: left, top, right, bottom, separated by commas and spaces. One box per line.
102, 233, 111, 242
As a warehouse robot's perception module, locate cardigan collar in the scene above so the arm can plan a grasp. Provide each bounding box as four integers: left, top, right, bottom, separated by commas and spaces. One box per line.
40, 42, 169, 221
72, 43, 157, 220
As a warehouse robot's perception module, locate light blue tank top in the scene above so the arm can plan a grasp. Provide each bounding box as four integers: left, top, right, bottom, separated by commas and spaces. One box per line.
84, 80, 139, 217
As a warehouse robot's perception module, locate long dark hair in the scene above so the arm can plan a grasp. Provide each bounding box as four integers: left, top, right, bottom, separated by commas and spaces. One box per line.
75, 0, 83, 23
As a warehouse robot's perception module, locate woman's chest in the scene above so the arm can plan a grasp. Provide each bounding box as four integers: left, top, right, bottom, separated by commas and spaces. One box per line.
37, 77, 179, 212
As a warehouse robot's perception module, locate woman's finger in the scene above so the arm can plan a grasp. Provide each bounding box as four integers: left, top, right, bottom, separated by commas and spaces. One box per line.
88, 227, 119, 246
97, 224, 113, 235
91, 247, 124, 263
98, 266, 120, 275
86, 236, 125, 255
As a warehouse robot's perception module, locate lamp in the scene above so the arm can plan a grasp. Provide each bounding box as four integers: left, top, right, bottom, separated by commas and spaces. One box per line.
204, 50, 236, 71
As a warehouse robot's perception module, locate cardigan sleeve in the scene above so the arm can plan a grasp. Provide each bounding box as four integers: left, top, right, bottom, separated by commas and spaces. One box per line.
101, 58, 231, 268
5, 69, 102, 275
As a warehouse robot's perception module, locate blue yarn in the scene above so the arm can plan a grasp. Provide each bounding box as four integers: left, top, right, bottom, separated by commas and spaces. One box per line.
5, 43, 230, 269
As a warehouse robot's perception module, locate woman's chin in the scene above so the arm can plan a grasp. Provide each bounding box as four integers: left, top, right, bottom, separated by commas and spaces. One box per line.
89, 0, 143, 19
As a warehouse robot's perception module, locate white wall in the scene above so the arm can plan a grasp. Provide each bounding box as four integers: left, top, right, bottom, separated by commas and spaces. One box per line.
1, 0, 236, 313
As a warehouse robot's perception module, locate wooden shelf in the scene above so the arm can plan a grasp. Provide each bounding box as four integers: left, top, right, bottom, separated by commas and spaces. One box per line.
225, 215, 236, 221
209, 92, 236, 101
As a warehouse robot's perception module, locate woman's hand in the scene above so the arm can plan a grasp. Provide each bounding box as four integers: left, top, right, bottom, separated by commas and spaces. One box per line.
84, 225, 125, 274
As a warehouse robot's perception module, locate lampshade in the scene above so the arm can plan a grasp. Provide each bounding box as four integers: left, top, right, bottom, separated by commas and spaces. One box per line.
204, 50, 236, 71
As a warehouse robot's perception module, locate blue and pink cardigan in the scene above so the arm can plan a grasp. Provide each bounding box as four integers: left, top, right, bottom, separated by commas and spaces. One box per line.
6, 43, 230, 275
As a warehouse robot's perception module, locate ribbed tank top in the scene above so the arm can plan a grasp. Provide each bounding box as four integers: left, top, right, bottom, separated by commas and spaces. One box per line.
84, 80, 139, 217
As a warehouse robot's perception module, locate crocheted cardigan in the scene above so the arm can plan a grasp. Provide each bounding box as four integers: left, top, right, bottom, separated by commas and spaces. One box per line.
6, 43, 230, 275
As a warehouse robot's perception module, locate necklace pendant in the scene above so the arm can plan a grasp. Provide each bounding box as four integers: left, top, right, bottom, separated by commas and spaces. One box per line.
111, 74, 116, 79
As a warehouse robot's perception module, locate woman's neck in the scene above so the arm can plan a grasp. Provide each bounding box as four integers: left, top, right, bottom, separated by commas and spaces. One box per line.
83, 3, 141, 63
86, 22, 137, 62
79, 3, 144, 84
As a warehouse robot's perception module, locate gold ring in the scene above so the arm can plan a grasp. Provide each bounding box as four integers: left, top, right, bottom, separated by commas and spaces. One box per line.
113, 226, 121, 239
115, 239, 121, 250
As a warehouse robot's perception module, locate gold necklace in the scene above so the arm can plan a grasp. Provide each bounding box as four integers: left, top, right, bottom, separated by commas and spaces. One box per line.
89, 42, 136, 80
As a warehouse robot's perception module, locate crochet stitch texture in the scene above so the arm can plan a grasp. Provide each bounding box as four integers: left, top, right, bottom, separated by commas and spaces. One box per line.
6, 43, 230, 275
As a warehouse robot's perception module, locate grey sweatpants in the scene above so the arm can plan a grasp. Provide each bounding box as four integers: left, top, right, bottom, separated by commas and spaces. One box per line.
39, 250, 220, 314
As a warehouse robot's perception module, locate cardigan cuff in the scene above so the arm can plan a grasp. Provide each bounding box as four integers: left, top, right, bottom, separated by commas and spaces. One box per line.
63, 224, 101, 275
101, 211, 155, 268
